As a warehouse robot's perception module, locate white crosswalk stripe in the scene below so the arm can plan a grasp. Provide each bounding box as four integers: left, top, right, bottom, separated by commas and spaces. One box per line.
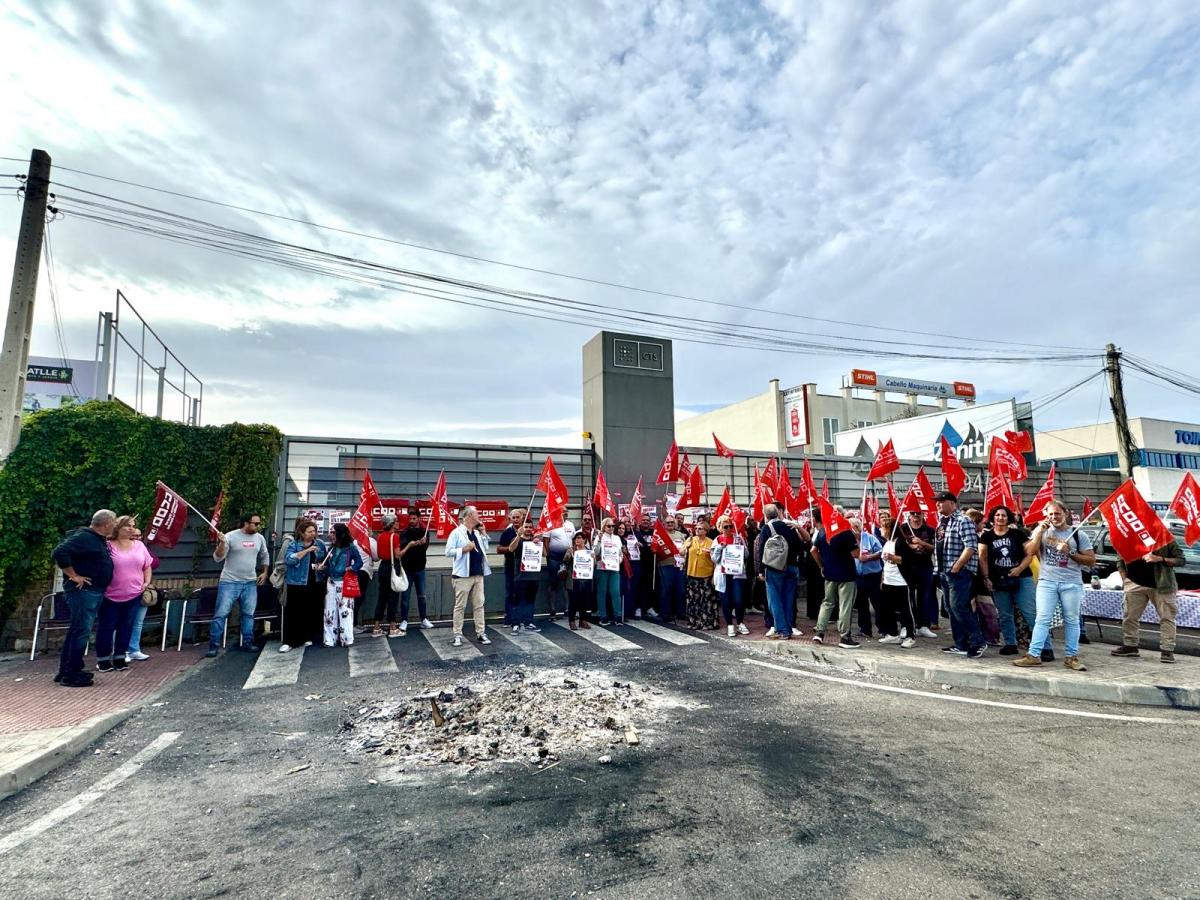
419, 627, 483, 661
242, 645, 306, 690
348, 636, 400, 678
548, 621, 640, 652
500, 628, 567, 655
624, 620, 709, 646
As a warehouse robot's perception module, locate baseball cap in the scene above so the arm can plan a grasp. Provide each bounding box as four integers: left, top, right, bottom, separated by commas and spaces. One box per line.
934, 490, 957, 502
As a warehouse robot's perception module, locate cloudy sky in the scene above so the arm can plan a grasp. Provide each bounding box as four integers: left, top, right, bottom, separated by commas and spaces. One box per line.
2, 0, 1198, 448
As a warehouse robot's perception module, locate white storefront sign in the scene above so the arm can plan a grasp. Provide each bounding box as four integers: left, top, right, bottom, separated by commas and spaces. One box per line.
782, 385, 810, 448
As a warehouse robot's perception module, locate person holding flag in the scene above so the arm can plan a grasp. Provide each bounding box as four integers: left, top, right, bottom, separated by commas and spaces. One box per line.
710, 514, 750, 637
681, 516, 718, 630
209, 512, 270, 658
898, 510, 938, 638
593, 517, 626, 625
653, 515, 687, 623
932, 492, 987, 659
398, 512, 435, 633
978, 506, 1036, 657
1013, 499, 1095, 670
809, 506, 859, 647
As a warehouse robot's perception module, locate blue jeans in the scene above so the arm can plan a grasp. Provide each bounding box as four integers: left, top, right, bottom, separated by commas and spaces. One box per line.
128, 602, 149, 654
211, 580, 258, 649
992, 577, 1037, 646
1030, 580, 1083, 657
622, 560, 641, 612
59, 586, 103, 677
515, 580, 538, 626
96, 599, 140, 661
941, 570, 983, 652
657, 565, 684, 620
595, 570, 622, 621
401, 569, 427, 622
719, 578, 746, 626
766, 566, 799, 637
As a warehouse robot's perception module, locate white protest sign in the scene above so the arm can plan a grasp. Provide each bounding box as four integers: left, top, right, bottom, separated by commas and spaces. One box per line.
600, 535, 622, 571
721, 543, 745, 576
520, 541, 542, 573
572, 553, 594, 580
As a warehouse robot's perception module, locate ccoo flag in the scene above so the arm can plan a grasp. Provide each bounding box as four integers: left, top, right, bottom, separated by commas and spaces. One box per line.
712, 433, 736, 459
145, 481, 190, 549
866, 439, 900, 481
1168, 472, 1200, 545
1099, 480, 1174, 562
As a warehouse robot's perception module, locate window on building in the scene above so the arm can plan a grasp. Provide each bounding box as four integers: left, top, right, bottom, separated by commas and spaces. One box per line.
1180, 453, 1200, 470
855, 420, 873, 429
1141, 450, 1180, 469
822, 417, 839, 454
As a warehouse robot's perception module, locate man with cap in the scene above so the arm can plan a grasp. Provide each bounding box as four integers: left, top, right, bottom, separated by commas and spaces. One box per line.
933, 490, 986, 658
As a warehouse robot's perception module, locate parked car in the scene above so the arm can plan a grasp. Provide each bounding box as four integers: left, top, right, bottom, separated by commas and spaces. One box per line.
1088, 525, 1200, 590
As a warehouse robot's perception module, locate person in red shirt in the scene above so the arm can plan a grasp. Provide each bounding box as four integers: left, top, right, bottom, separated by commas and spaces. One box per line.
371, 514, 403, 638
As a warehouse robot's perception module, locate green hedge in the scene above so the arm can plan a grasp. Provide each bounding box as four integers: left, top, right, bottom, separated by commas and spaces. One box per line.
0, 401, 281, 630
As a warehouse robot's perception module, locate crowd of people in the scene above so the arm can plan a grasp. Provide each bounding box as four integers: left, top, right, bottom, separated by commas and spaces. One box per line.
48, 486, 1186, 687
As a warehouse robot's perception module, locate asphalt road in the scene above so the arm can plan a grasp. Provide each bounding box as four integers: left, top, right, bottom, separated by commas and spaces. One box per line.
1, 628, 1198, 900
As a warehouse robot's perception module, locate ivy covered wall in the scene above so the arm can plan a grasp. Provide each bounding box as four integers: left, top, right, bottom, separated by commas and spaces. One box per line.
0, 401, 281, 632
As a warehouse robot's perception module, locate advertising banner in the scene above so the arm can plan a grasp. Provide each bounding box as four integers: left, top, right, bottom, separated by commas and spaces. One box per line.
834, 399, 1017, 464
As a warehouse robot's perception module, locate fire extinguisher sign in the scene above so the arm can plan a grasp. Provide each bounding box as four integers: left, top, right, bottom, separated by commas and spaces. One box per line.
782, 386, 809, 448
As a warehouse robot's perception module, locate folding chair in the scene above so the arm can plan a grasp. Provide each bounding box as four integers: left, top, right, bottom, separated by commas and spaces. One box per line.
176, 587, 220, 651
29, 592, 70, 660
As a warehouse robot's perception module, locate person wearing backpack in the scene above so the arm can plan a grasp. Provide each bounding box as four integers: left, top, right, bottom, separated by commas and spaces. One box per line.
810, 509, 861, 648
755, 504, 805, 640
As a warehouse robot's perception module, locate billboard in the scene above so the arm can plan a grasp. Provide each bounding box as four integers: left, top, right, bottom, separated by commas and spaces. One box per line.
848, 369, 975, 400
23, 355, 102, 417
834, 399, 1018, 464
782, 385, 810, 448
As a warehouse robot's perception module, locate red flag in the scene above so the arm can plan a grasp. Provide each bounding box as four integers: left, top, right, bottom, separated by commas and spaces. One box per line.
1005, 429, 1034, 454
730, 502, 748, 536
348, 471, 381, 551
145, 481, 189, 549
820, 478, 830, 501
656, 441, 679, 485
752, 467, 772, 523
762, 457, 780, 494
710, 485, 733, 526
989, 436, 1028, 483
886, 479, 901, 522
1081, 497, 1095, 520
983, 472, 1017, 519
800, 459, 817, 504
712, 433, 735, 458
860, 490, 880, 532
866, 439, 900, 481
629, 477, 645, 525
678, 452, 693, 487
650, 518, 680, 557
1099, 480, 1174, 562
900, 467, 938, 527
208, 489, 225, 540
777, 466, 796, 511
592, 468, 617, 519
1012, 489, 1025, 518
939, 436, 967, 497
677, 465, 705, 511
1024, 464, 1057, 525
429, 470, 455, 538
817, 495, 852, 539
1168, 472, 1200, 545
916, 467, 938, 527
537, 456, 570, 515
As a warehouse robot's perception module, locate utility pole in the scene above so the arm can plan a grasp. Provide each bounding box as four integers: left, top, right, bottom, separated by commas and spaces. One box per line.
0, 149, 52, 460
1105, 342, 1138, 480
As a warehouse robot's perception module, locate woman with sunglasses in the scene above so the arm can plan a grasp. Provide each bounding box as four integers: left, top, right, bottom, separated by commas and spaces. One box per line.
593, 517, 626, 625
710, 515, 750, 636
682, 517, 719, 630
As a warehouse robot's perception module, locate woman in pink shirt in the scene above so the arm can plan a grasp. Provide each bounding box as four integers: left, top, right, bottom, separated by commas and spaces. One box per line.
96, 515, 154, 672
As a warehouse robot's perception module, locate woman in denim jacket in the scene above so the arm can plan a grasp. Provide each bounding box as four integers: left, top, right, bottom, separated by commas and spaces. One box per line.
279, 517, 326, 653
322, 523, 363, 647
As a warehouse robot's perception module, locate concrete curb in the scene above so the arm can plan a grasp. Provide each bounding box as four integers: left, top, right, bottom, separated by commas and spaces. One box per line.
758, 641, 1200, 710
0, 656, 212, 801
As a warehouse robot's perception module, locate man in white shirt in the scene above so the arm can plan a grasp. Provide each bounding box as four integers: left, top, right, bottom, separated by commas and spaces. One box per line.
443, 506, 492, 648
539, 519, 576, 620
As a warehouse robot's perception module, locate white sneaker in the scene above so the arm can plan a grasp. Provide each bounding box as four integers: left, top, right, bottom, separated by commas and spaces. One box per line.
737, 623, 750, 635
420, 618, 434, 629
128, 651, 150, 661
899, 628, 909, 639
524, 623, 540, 633
303, 641, 313, 647
279, 644, 292, 653
917, 627, 938, 639
453, 636, 463, 647
647, 608, 659, 618
901, 637, 916, 648
477, 634, 491, 645
399, 621, 408, 633
727, 625, 736, 637
765, 627, 777, 638
812, 634, 823, 644
878, 634, 902, 645
634, 608, 642, 619
512, 625, 521, 634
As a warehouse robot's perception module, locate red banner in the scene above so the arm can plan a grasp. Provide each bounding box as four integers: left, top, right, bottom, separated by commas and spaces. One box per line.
866, 439, 900, 481
1099, 480, 1174, 562
593, 468, 617, 519
939, 436, 966, 497
710, 485, 732, 526
818, 495, 852, 539
429, 470, 454, 538
1168, 472, 1200, 545
989, 436, 1028, 483
656, 441, 679, 485
712, 433, 735, 458
1024, 464, 1057, 525
536, 456, 570, 516
800, 459, 816, 504
145, 481, 189, 549
761, 457, 779, 495
900, 467, 938, 527
347, 472, 380, 551
650, 518, 680, 557
678, 452, 693, 487
629, 477, 646, 526
1005, 429, 1034, 453
983, 472, 1016, 519
886, 479, 901, 522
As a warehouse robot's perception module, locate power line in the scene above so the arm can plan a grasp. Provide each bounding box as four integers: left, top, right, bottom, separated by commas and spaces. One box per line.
38, 163, 1093, 353
46, 186, 1103, 367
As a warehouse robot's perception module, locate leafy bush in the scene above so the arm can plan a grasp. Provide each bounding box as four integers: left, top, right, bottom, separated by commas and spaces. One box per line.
0, 401, 281, 630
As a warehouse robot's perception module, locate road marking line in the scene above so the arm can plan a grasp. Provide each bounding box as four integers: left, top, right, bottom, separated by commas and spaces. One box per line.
625, 620, 708, 646
348, 636, 400, 678
548, 621, 641, 652
500, 629, 568, 654
0, 731, 181, 856
418, 627, 482, 661
242, 645, 306, 690
743, 659, 1186, 724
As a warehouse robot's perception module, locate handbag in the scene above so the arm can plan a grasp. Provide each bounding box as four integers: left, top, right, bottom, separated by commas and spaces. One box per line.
140, 587, 157, 607
388, 534, 409, 593
269, 543, 288, 589
337, 548, 362, 599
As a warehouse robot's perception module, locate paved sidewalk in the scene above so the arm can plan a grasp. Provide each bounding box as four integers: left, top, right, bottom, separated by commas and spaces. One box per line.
0, 647, 208, 800
713, 612, 1200, 709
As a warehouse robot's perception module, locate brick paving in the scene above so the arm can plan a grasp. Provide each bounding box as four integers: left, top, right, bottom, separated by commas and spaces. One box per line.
0, 647, 207, 735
